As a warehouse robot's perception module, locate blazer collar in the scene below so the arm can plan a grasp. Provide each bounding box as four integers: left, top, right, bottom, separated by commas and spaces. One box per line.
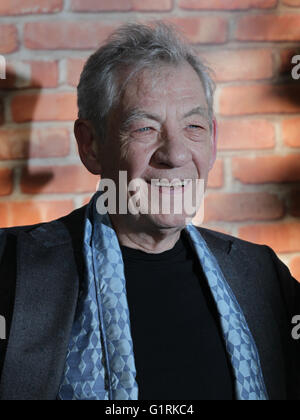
197, 227, 287, 400
0, 208, 87, 400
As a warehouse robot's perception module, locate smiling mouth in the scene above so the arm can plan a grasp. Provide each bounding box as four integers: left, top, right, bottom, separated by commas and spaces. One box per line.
146, 179, 192, 192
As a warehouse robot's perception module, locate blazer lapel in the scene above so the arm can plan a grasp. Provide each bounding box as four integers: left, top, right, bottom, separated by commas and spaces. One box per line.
199, 228, 287, 400
0, 219, 81, 400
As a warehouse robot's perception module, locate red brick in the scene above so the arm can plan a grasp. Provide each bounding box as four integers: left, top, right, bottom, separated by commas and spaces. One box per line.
207, 159, 223, 188
24, 21, 119, 50
289, 190, 300, 217
282, 118, 300, 148
219, 84, 300, 116
0, 61, 58, 89
11, 93, 77, 123
0, 0, 62, 15
30, 61, 58, 88
239, 222, 300, 253
21, 165, 99, 194
236, 15, 300, 41
71, 0, 172, 11
0, 168, 13, 196
0, 24, 18, 54
204, 192, 284, 222
218, 119, 275, 150
179, 0, 276, 10
282, 0, 300, 6
67, 58, 86, 87
82, 196, 93, 206
200, 49, 273, 82
290, 257, 300, 283
202, 225, 230, 236
233, 155, 300, 184
131, 0, 173, 11
71, 0, 132, 11
167, 17, 228, 44
0, 200, 74, 228
0, 128, 70, 160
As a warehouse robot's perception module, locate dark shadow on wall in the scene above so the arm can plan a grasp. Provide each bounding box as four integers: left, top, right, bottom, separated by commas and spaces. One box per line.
275, 48, 300, 106
0, 67, 54, 227
275, 47, 300, 220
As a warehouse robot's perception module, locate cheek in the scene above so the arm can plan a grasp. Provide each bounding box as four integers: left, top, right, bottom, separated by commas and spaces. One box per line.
196, 160, 210, 179
120, 143, 153, 178
192, 142, 214, 175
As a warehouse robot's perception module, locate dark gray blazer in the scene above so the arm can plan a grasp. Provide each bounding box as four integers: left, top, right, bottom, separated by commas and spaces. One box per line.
0, 205, 299, 400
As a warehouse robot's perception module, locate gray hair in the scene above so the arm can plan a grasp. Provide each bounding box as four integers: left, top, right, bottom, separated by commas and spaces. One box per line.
77, 21, 215, 141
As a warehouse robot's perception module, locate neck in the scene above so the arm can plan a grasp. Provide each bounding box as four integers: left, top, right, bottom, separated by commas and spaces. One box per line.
109, 214, 183, 254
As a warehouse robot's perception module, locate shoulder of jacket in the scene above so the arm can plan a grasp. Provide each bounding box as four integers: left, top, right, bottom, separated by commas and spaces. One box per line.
0, 205, 87, 239
196, 225, 268, 252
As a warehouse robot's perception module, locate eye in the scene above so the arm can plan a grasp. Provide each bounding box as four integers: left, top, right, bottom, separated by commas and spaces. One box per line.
135, 127, 152, 133
131, 126, 156, 140
187, 124, 203, 130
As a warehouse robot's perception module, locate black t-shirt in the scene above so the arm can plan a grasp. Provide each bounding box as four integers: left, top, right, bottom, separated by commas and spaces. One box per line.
120, 231, 235, 400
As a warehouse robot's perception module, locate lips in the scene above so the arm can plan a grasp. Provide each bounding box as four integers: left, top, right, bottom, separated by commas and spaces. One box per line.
146, 179, 192, 186
145, 179, 192, 194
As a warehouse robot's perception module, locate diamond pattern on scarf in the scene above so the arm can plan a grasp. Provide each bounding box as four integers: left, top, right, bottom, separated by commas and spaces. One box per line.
91, 209, 138, 400
185, 224, 268, 401
58, 194, 138, 400
58, 216, 109, 400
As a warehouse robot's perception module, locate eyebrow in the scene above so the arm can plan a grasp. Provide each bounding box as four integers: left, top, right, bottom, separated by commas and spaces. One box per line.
120, 108, 163, 130
183, 106, 210, 120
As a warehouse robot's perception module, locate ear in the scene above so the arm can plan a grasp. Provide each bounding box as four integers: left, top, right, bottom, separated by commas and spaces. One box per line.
209, 117, 218, 170
74, 119, 102, 175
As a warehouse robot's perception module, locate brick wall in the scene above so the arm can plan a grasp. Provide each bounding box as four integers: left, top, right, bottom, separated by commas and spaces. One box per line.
0, 0, 300, 280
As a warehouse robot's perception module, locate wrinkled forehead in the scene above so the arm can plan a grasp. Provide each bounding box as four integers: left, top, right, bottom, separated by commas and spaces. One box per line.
118, 62, 208, 113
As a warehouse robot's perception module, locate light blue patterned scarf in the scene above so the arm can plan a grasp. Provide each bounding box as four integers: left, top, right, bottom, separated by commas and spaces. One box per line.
58, 192, 268, 400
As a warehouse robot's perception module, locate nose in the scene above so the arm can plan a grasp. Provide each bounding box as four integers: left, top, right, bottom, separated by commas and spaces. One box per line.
151, 129, 191, 169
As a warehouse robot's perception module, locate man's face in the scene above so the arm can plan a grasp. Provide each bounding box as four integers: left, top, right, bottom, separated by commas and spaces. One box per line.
98, 62, 216, 230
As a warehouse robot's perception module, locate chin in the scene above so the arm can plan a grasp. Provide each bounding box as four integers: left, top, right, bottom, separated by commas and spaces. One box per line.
146, 213, 192, 230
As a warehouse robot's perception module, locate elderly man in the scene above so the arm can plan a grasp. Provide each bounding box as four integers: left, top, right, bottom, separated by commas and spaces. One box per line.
0, 22, 299, 401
